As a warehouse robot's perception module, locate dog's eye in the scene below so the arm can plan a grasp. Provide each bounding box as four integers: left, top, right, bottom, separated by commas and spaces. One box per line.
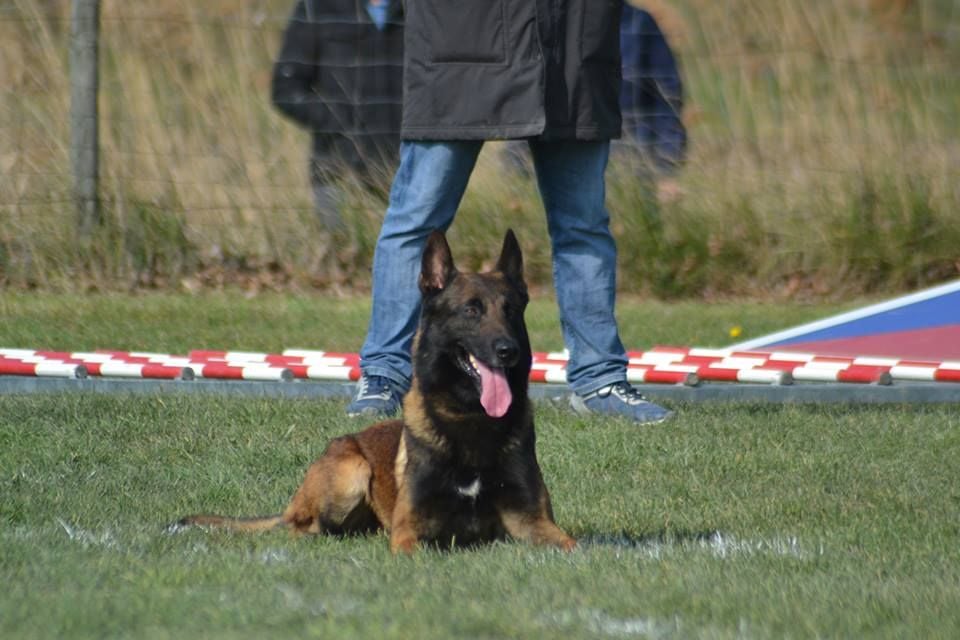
462, 300, 483, 318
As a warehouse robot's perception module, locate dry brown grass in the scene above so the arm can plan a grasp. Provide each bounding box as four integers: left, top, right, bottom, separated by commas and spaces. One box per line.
1, 0, 957, 296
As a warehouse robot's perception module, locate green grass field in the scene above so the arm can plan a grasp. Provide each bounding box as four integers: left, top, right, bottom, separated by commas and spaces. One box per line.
2, 293, 960, 638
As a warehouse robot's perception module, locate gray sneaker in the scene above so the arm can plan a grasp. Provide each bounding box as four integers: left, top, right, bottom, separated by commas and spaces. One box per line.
346, 374, 403, 418
570, 382, 673, 424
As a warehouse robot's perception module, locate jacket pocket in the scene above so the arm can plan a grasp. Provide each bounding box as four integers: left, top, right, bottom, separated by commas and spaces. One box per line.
580, 0, 620, 64
422, 0, 506, 64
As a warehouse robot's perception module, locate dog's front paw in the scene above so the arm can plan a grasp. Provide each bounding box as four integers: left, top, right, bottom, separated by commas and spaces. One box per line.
390, 531, 418, 555
558, 536, 577, 552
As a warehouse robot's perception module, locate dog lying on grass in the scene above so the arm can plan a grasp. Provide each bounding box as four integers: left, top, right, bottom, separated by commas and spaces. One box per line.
177, 230, 575, 554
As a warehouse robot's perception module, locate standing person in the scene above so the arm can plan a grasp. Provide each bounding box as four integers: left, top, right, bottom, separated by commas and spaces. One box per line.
347, 0, 673, 425
618, 2, 686, 204
501, 1, 686, 198
271, 0, 404, 230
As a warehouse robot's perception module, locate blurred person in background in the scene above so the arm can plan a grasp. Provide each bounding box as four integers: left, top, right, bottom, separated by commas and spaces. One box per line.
503, 1, 686, 206
271, 0, 404, 231
346, 0, 674, 425
618, 1, 686, 205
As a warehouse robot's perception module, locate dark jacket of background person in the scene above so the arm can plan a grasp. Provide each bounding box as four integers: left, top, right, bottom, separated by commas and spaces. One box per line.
401, 0, 623, 141
619, 3, 686, 174
271, 0, 404, 181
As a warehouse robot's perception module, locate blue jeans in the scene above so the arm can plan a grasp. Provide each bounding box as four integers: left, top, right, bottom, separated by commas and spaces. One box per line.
359, 139, 629, 396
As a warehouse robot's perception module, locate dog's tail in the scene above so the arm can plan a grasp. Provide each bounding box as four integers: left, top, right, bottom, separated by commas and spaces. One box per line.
171, 514, 286, 533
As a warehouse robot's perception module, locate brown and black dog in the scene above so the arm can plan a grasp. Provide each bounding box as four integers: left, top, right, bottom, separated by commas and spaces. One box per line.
177, 230, 575, 554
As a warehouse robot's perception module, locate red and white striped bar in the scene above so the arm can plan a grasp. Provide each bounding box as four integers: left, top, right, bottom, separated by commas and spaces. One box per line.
2, 349, 114, 362
638, 345, 939, 371
96, 349, 340, 366
97, 350, 189, 361
92, 362, 194, 380
282, 349, 362, 361
7, 345, 960, 388
2, 350, 292, 381
180, 354, 359, 382
628, 346, 738, 363
189, 350, 279, 362
889, 362, 960, 383
8, 351, 193, 380
791, 365, 893, 385
634, 346, 819, 362
651, 363, 792, 385
529, 364, 568, 384
0, 356, 88, 379
528, 362, 702, 386
533, 352, 786, 385
531, 356, 702, 386
729, 358, 891, 384
190, 362, 294, 382
269, 355, 358, 367
283, 363, 361, 381
622, 347, 914, 385
626, 367, 699, 386
93, 351, 295, 381
192, 353, 359, 369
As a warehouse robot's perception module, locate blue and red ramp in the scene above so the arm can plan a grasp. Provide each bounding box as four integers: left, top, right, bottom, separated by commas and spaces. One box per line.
730, 279, 960, 361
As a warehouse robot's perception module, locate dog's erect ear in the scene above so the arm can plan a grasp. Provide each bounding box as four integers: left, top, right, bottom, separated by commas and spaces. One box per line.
419, 230, 457, 295
495, 229, 525, 287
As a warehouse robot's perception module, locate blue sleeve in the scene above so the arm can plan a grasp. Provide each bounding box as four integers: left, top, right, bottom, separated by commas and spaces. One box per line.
620, 5, 686, 173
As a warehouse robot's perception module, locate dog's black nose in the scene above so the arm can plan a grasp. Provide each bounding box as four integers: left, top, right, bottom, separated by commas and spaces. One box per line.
494, 339, 519, 366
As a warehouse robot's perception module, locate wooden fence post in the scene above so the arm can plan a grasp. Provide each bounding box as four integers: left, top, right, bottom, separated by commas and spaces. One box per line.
70, 0, 100, 235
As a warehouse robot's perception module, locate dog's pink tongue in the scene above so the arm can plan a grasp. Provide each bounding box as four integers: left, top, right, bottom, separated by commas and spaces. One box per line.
475, 360, 512, 418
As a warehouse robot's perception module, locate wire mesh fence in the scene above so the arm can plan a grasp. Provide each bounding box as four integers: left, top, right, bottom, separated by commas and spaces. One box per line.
1, 1, 958, 295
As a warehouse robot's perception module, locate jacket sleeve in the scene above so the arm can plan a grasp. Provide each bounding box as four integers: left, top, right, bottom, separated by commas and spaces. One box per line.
270, 0, 332, 133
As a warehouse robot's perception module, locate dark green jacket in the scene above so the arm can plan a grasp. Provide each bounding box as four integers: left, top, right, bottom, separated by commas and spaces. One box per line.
401, 0, 622, 141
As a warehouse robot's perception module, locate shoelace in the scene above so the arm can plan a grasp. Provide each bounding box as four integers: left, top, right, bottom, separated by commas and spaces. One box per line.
603, 382, 650, 406
356, 376, 394, 400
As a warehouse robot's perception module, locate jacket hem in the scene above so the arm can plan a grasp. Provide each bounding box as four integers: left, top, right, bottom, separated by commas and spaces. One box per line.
401, 125, 621, 142
401, 124, 546, 141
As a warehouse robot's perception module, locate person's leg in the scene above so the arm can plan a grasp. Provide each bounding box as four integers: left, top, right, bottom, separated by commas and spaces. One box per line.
310, 159, 345, 232
349, 140, 483, 416
529, 139, 671, 423
529, 139, 626, 394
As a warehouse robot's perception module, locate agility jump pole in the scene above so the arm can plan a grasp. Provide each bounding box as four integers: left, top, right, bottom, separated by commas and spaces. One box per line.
2, 346, 960, 386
